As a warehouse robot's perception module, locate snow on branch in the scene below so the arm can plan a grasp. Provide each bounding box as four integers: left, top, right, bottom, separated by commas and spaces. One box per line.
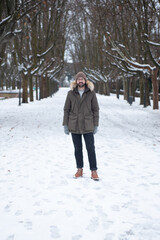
111, 61, 128, 73
147, 40, 160, 47
126, 65, 145, 73
48, 64, 63, 81
17, 1, 42, 21
0, 16, 12, 27
127, 59, 156, 72
40, 58, 56, 75
104, 49, 124, 62
31, 59, 44, 75
105, 48, 140, 76
1, 32, 15, 42
105, 32, 156, 73
84, 68, 109, 83
37, 44, 54, 58
14, 29, 22, 34
83, 69, 100, 83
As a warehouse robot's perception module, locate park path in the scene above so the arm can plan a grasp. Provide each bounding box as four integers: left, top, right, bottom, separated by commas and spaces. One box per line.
0, 88, 160, 240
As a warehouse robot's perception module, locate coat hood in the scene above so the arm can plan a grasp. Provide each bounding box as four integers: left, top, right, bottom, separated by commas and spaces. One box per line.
70, 80, 94, 92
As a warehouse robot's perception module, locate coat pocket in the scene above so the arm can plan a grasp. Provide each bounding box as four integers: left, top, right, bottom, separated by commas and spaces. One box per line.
68, 115, 77, 131
84, 115, 94, 131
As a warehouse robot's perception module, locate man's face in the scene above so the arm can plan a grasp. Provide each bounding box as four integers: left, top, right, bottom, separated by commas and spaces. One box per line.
77, 77, 85, 88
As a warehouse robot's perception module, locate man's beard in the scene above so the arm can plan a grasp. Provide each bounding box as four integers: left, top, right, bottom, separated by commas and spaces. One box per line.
78, 83, 85, 88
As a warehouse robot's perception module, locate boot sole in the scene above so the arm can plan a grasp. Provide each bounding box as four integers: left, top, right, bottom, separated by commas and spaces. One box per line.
91, 177, 99, 181
73, 176, 83, 179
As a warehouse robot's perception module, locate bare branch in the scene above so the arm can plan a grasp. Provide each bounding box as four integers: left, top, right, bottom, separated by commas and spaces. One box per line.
146, 40, 160, 47
105, 32, 156, 73
37, 44, 55, 58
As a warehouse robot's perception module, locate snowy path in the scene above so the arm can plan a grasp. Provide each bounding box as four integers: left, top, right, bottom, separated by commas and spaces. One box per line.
0, 88, 160, 240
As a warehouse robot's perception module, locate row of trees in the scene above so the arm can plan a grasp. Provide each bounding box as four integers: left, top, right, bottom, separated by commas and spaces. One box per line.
0, 0, 160, 109
0, 0, 68, 103
68, 0, 160, 109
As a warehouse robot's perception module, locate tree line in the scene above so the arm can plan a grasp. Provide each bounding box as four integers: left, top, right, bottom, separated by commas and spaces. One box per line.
0, 0, 160, 110
0, 0, 68, 103
68, 0, 160, 110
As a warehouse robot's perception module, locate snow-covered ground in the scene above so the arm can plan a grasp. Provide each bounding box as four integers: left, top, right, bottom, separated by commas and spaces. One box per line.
0, 87, 160, 240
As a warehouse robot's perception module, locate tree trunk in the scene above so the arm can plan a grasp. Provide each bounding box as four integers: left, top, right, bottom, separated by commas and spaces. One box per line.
6, 78, 9, 90
12, 79, 16, 90
116, 81, 120, 99
94, 82, 98, 93
40, 76, 44, 99
143, 77, 150, 107
102, 82, 106, 95
99, 81, 103, 94
107, 81, 110, 96
47, 77, 50, 97
29, 73, 33, 102
22, 74, 28, 103
139, 78, 144, 105
40, 75, 47, 99
44, 78, 47, 98
126, 79, 129, 102
39, 76, 41, 100
0, 75, 3, 89
131, 78, 136, 102
123, 77, 127, 100
152, 68, 159, 110
36, 76, 38, 100
124, 80, 128, 100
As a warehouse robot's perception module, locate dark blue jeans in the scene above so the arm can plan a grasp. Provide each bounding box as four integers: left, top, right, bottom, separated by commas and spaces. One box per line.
71, 133, 97, 171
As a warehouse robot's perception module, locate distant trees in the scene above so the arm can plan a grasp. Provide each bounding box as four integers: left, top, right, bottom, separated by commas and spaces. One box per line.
68, 0, 160, 110
0, 0, 68, 103
1, 0, 160, 109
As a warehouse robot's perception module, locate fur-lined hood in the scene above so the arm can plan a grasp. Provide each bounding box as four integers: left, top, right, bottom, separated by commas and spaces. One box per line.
70, 80, 94, 92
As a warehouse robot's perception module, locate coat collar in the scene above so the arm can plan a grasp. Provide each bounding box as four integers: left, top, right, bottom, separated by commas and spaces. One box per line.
70, 79, 94, 92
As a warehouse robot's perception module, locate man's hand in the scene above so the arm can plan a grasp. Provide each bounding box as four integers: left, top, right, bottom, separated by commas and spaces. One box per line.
93, 126, 98, 134
64, 125, 69, 135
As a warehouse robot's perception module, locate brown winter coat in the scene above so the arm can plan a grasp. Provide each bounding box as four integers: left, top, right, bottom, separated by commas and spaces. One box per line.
63, 80, 99, 134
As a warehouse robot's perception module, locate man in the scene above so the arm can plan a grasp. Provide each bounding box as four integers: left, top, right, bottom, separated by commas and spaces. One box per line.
63, 72, 99, 181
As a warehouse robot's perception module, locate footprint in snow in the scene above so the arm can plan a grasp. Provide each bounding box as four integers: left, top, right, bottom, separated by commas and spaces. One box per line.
57, 200, 64, 205
72, 235, 82, 240
65, 210, 73, 217
33, 201, 40, 206
6, 235, 15, 240
96, 205, 108, 218
86, 217, 99, 232
44, 210, 56, 215
111, 205, 120, 211
50, 225, 60, 239
34, 210, 43, 215
24, 220, 32, 230
102, 221, 113, 230
119, 230, 134, 240
15, 210, 22, 216
4, 204, 11, 212
104, 233, 114, 240
60, 179, 69, 185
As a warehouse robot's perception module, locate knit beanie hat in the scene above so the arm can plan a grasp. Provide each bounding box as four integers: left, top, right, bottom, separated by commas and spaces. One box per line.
75, 72, 87, 81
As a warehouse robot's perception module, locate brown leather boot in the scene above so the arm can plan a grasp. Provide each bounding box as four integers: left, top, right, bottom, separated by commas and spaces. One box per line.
91, 170, 99, 181
74, 168, 83, 178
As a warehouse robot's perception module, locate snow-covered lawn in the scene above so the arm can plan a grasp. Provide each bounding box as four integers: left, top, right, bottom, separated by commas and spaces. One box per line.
0, 88, 160, 240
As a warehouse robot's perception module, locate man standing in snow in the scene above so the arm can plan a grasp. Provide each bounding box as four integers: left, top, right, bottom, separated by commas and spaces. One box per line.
63, 72, 99, 181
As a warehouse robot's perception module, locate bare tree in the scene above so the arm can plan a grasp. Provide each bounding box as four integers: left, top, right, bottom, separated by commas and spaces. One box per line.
0, 0, 69, 103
